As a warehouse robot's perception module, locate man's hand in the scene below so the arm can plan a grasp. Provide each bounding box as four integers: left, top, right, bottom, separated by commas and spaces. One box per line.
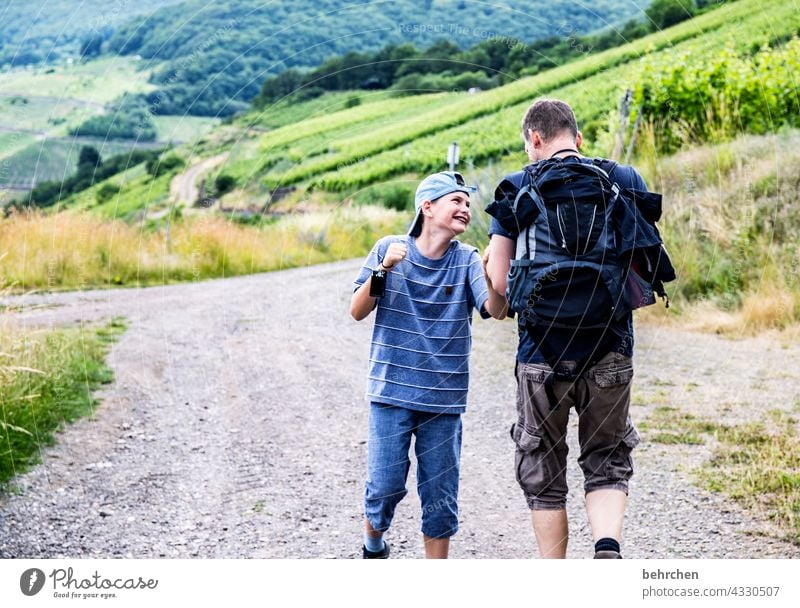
482, 242, 492, 286
382, 242, 408, 270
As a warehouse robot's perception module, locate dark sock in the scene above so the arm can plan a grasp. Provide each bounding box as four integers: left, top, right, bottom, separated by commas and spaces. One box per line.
595, 537, 620, 554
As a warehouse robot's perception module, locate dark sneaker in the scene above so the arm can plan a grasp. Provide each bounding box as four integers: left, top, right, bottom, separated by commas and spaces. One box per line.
363, 541, 391, 559
594, 550, 622, 559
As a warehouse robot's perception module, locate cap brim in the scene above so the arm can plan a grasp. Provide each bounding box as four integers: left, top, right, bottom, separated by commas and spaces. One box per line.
407, 210, 424, 237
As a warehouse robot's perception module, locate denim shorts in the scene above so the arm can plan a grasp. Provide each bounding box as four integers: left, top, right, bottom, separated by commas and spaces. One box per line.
364, 402, 462, 539
511, 351, 640, 510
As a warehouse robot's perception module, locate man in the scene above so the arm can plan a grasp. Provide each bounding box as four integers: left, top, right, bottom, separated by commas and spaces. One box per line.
484, 98, 645, 559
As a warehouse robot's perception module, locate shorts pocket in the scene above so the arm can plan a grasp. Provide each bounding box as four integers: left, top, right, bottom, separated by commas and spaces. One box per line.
591, 360, 634, 387
604, 425, 640, 481
510, 421, 542, 453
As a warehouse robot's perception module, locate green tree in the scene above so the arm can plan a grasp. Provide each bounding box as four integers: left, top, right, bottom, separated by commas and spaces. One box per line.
78, 146, 101, 169
646, 0, 697, 30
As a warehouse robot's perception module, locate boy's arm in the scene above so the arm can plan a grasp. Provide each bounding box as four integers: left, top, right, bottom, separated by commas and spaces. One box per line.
350, 241, 407, 321
483, 235, 514, 319
350, 278, 379, 321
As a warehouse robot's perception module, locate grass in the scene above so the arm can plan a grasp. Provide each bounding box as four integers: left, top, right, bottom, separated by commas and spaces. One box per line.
0, 206, 406, 290
642, 405, 800, 544
0, 138, 161, 189
643, 129, 800, 332
0, 317, 127, 485
151, 116, 221, 144
0, 57, 156, 105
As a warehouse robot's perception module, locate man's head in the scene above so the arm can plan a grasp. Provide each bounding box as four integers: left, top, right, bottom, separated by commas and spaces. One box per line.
521, 98, 582, 161
408, 171, 477, 237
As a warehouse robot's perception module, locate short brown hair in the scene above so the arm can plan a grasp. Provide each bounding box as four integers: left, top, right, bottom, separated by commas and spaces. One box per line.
521, 98, 578, 143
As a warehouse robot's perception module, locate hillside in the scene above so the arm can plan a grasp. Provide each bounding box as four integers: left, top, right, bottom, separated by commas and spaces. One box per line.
0, 57, 218, 190
108, 0, 646, 116
0, 0, 184, 68
1, 0, 798, 331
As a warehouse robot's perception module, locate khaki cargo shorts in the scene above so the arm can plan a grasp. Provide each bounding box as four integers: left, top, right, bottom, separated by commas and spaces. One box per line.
511, 351, 640, 510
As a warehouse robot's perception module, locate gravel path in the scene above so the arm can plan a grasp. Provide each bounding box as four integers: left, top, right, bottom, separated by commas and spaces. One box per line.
0, 259, 798, 558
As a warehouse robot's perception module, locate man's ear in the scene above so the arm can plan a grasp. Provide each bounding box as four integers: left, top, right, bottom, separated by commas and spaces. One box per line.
575, 130, 583, 149
529, 129, 543, 150
422, 199, 433, 217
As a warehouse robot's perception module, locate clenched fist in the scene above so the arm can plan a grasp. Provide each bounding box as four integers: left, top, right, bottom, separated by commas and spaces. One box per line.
382, 242, 408, 270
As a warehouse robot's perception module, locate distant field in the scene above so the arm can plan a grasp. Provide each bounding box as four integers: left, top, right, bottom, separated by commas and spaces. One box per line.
0, 56, 156, 104
0, 94, 97, 135
0, 138, 161, 188
152, 116, 221, 144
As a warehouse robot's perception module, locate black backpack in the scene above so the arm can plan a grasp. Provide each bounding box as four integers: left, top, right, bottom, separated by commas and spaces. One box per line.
486, 155, 675, 405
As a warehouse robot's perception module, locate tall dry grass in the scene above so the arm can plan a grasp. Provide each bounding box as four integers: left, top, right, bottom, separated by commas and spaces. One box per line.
635, 128, 800, 333
0, 206, 405, 290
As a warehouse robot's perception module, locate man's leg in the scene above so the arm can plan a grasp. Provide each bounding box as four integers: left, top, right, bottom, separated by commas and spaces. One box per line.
513, 362, 574, 558
413, 410, 462, 559
585, 488, 627, 542
577, 352, 638, 557
531, 508, 568, 559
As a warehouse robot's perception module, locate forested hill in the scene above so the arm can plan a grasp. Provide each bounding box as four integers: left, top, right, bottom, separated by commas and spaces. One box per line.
107, 0, 646, 116
0, 0, 184, 67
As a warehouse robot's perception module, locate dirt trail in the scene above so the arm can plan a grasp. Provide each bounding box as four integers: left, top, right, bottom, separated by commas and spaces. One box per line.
0, 260, 798, 558
170, 153, 228, 205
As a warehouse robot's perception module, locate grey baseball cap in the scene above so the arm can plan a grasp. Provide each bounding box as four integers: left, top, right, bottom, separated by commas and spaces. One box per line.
408, 171, 477, 237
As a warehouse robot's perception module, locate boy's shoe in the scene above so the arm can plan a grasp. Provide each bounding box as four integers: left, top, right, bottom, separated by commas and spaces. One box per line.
593, 550, 622, 559
363, 541, 391, 559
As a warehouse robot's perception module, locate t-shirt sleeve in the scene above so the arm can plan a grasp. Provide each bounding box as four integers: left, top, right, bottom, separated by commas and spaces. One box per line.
466, 249, 491, 319
353, 239, 385, 291
612, 165, 648, 192
488, 216, 515, 239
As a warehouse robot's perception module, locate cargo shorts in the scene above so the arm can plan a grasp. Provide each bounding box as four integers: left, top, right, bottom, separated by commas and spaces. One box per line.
511, 351, 640, 510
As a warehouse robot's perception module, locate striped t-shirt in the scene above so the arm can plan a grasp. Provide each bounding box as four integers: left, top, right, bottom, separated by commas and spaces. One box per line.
354, 235, 490, 414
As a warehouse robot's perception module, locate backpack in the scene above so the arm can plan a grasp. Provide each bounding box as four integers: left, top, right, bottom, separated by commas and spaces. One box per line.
485, 155, 675, 406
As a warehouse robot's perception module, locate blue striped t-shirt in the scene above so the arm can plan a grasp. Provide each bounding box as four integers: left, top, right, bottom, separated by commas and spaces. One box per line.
354, 235, 490, 414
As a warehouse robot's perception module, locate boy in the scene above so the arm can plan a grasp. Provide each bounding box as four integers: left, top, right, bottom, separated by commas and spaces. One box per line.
351, 171, 501, 558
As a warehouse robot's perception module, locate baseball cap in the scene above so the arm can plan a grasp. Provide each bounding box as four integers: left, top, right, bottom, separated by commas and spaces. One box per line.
408, 171, 477, 237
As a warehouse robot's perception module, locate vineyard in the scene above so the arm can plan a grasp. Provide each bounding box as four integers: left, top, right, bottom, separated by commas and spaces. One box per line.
233, 0, 799, 192
44, 0, 799, 210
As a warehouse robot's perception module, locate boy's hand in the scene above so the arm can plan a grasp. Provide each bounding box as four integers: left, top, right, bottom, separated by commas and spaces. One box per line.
382, 243, 408, 270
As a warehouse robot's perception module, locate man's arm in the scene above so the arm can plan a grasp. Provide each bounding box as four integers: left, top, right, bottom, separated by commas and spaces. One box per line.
482, 234, 515, 320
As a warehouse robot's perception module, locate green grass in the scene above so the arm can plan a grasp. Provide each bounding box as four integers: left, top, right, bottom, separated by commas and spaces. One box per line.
152, 116, 221, 144
0, 94, 98, 135
642, 405, 800, 544
0, 139, 161, 188
0, 57, 156, 105
0, 318, 127, 485
243, 90, 400, 130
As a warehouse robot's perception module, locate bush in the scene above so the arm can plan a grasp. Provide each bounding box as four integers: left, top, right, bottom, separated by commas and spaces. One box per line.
146, 154, 185, 178
95, 183, 121, 204
214, 173, 237, 196
646, 0, 697, 30
633, 38, 800, 153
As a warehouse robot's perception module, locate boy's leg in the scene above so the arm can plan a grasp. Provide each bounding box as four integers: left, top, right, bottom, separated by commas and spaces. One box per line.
413, 410, 462, 559
364, 403, 415, 548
